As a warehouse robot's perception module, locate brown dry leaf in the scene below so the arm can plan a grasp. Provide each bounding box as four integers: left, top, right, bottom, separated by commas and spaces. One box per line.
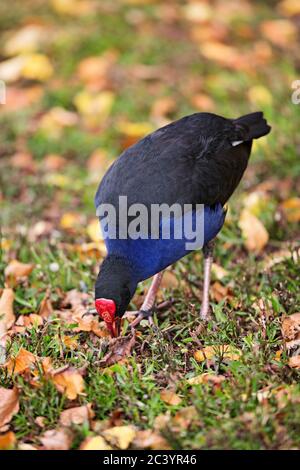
99, 334, 136, 367
160, 271, 179, 289
211, 281, 232, 303
39, 427, 73, 450
288, 355, 300, 369
38, 290, 53, 318
10, 152, 36, 172
52, 369, 85, 400
0, 387, 19, 427
4, 86, 43, 113
133, 429, 171, 450
102, 425, 136, 450
281, 198, 300, 222
160, 390, 182, 406
187, 373, 225, 387
200, 41, 247, 70
59, 404, 94, 427
260, 20, 297, 48
5, 260, 34, 283
44, 154, 67, 171
278, 0, 300, 16
281, 313, 300, 349
239, 209, 269, 253
0, 288, 15, 343
0, 431, 16, 450
80, 436, 112, 450
194, 344, 242, 363
77, 51, 118, 90
6, 348, 37, 376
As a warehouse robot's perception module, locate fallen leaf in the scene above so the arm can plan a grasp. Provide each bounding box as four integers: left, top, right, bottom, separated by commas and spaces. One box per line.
4, 25, 48, 56
59, 404, 94, 427
260, 20, 297, 48
60, 212, 83, 230
99, 334, 136, 367
39, 107, 78, 138
52, 369, 85, 400
3, 85, 43, 112
211, 263, 229, 281
21, 53, 54, 81
211, 281, 232, 302
80, 435, 112, 450
133, 429, 171, 450
77, 51, 118, 90
239, 209, 269, 253
10, 152, 36, 172
87, 218, 102, 243
38, 290, 53, 318
62, 335, 79, 350
39, 427, 73, 450
51, 0, 94, 16
0, 56, 26, 83
87, 148, 111, 174
74, 90, 114, 128
0, 288, 15, 344
102, 425, 136, 450
0, 431, 16, 450
187, 373, 225, 387
194, 344, 242, 362
6, 348, 37, 376
278, 0, 300, 16
5, 260, 34, 283
288, 355, 300, 369
43, 154, 67, 171
281, 198, 300, 222
200, 41, 247, 70
0, 387, 19, 427
160, 390, 182, 406
248, 85, 273, 107
281, 313, 300, 349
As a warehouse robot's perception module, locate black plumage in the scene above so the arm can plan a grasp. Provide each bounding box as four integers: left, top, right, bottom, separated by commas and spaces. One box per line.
94, 111, 271, 330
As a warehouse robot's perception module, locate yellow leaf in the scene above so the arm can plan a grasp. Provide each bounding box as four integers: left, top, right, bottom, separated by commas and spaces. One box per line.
239, 209, 269, 253
62, 335, 79, 350
248, 85, 273, 107
117, 121, 153, 137
281, 198, 300, 222
102, 425, 136, 450
52, 369, 85, 400
194, 344, 242, 362
278, 0, 300, 16
160, 390, 182, 406
86, 219, 102, 243
74, 90, 114, 127
21, 54, 54, 81
60, 212, 82, 230
80, 436, 112, 450
0, 387, 19, 427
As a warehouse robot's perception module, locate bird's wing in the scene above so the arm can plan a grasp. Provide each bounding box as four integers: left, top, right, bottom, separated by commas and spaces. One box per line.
95, 112, 269, 210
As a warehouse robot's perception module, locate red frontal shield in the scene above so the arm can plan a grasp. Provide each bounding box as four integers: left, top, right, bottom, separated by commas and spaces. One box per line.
95, 298, 119, 336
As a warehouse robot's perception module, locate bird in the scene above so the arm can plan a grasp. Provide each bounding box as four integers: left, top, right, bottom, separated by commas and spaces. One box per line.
94, 111, 271, 336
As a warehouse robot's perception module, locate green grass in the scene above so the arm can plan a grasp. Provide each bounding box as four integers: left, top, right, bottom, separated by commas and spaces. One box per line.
0, 0, 300, 450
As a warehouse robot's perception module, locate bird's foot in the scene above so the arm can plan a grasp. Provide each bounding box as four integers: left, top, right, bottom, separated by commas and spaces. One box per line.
124, 308, 155, 329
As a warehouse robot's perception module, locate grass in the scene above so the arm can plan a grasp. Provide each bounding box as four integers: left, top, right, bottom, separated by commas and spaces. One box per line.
0, 0, 300, 450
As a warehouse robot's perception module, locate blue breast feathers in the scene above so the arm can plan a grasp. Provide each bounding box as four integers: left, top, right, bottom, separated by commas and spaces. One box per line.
100, 204, 225, 283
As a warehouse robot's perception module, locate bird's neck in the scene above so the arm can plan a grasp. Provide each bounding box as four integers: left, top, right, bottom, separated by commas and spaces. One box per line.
95, 254, 137, 312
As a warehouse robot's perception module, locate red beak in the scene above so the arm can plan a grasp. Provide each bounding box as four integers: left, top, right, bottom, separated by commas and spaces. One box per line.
95, 298, 119, 337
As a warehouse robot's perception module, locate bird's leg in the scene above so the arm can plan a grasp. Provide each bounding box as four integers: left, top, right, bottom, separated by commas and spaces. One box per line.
129, 271, 164, 328
200, 240, 214, 320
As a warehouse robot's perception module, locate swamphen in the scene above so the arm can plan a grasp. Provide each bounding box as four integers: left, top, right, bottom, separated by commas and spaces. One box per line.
94, 112, 271, 336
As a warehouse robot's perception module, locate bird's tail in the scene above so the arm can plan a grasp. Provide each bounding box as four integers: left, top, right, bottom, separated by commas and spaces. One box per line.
233, 112, 271, 141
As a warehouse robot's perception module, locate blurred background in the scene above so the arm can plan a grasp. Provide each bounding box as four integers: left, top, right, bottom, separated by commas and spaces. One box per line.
0, 0, 300, 451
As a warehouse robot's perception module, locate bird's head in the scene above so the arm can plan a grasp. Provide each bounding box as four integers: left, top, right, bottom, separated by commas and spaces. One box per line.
94, 256, 137, 337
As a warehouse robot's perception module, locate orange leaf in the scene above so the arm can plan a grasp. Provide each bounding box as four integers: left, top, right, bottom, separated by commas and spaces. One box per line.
160, 390, 182, 406
0, 431, 16, 450
0, 288, 15, 343
6, 348, 37, 375
5, 260, 34, 283
52, 369, 85, 400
